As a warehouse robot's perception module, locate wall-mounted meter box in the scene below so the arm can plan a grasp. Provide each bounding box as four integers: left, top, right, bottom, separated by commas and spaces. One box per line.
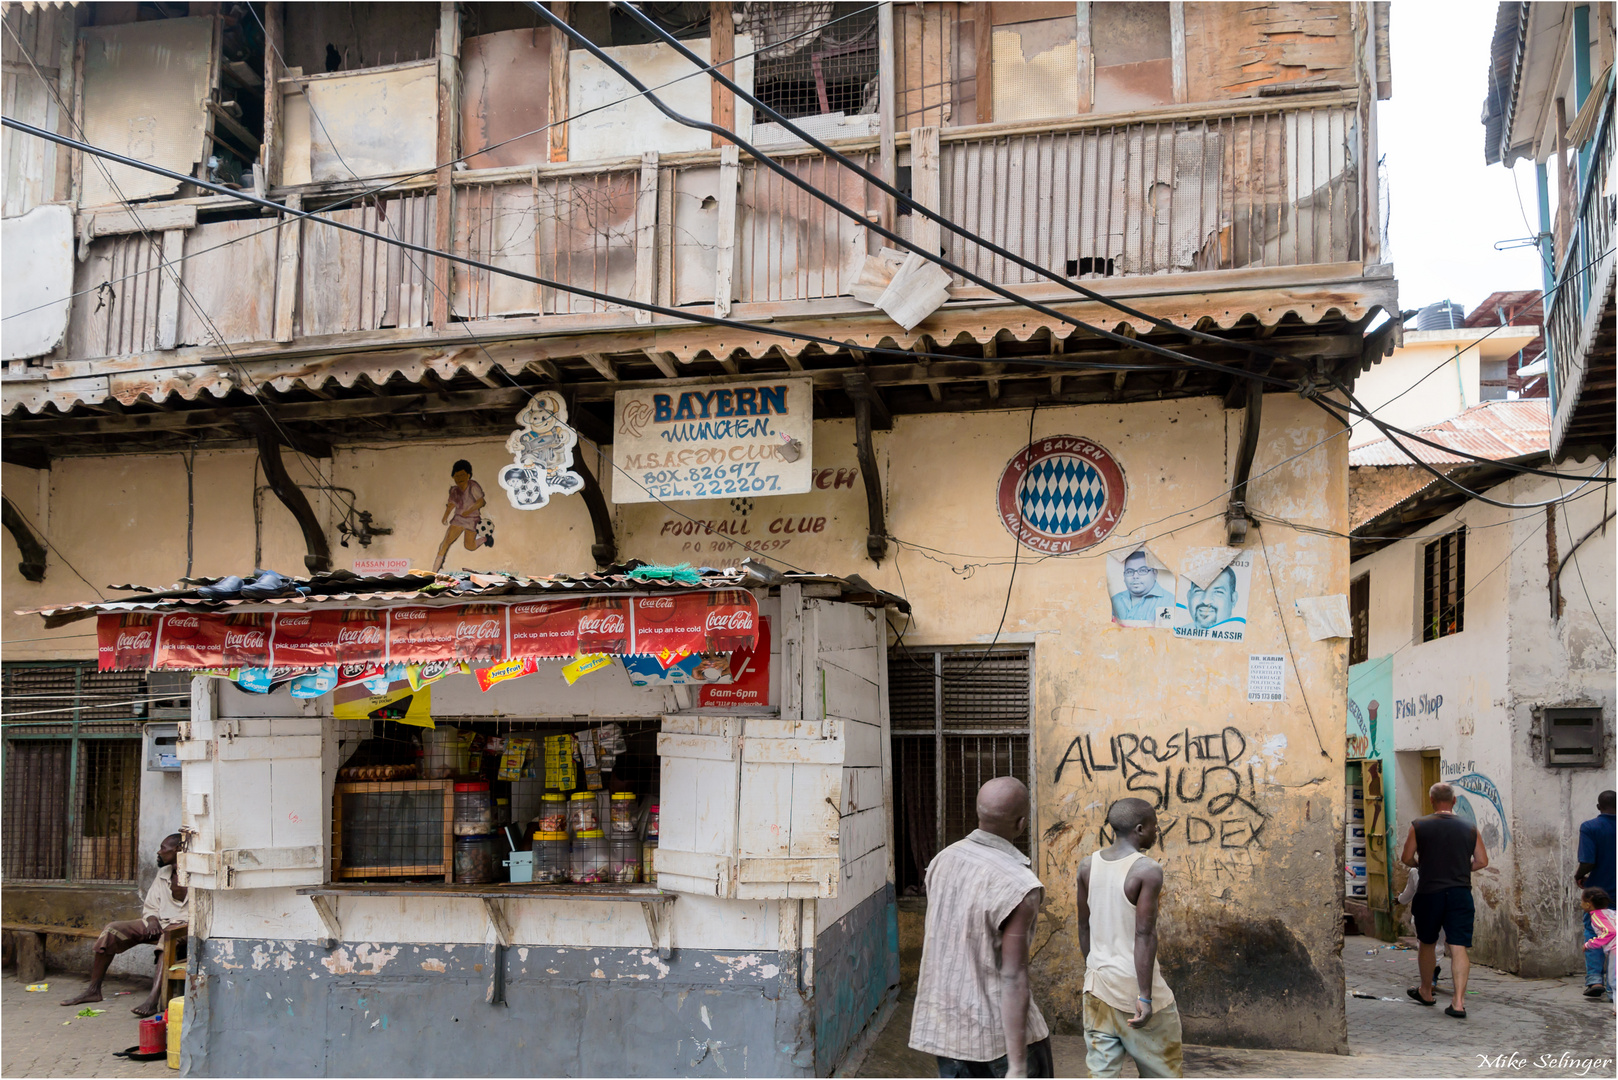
1544, 707, 1604, 767
146, 722, 181, 771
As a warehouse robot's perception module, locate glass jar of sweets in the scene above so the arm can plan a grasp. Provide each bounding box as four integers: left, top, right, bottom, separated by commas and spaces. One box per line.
454, 834, 495, 884
608, 835, 640, 883
569, 791, 599, 833
609, 792, 638, 836
536, 792, 568, 834
569, 829, 607, 884
646, 803, 660, 838
454, 781, 493, 836
532, 831, 569, 884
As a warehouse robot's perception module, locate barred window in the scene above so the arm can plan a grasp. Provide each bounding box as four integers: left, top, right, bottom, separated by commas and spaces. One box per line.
888, 646, 1032, 895
2, 663, 147, 883
1350, 574, 1370, 665
1421, 528, 1466, 643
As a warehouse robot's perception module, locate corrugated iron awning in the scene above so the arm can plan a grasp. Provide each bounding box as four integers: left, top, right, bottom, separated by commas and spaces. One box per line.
1350, 400, 1549, 467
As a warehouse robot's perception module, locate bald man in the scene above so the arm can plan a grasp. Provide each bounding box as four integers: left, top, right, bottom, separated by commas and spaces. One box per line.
1402, 781, 1487, 1017
910, 777, 1052, 1078
1076, 798, 1182, 1078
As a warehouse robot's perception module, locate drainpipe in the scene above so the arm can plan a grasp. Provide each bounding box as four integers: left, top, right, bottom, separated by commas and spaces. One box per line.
1225, 365, 1270, 547
1535, 162, 1559, 411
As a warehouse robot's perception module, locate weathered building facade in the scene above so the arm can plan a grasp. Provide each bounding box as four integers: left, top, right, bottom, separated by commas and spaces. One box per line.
6, 1, 1398, 1071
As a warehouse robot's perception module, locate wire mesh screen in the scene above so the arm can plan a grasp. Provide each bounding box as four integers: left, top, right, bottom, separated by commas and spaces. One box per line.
3, 664, 148, 730
73, 739, 141, 882
334, 781, 453, 879
887, 647, 1032, 895
745, 3, 880, 123
893, 2, 979, 130
2, 739, 69, 880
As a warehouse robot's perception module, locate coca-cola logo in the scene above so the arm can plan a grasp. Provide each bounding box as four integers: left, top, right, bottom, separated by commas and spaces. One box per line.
512, 602, 557, 616
455, 619, 502, 642
641, 597, 675, 610
393, 609, 427, 622
337, 625, 385, 645
164, 615, 201, 639
224, 629, 267, 650
578, 613, 626, 635
706, 609, 755, 632
116, 630, 154, 651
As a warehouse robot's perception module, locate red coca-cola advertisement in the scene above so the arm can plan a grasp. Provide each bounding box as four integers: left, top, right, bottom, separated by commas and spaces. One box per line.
630, 593, 704, 664
155, 611, 230, 669
385, 606, 461, 663
506, 598, 581, 658
98, 613, 159, 671
700, 616, 772, 707
703, 589, 758, 654
221, 613, 272, 668
576, 597, 631, 655
336, 609, 387, 664
452, 605, 507, 663
269, 610, 344, 669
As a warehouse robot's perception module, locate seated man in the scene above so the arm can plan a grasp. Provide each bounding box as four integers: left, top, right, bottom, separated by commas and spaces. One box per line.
60, 832, 188, 1017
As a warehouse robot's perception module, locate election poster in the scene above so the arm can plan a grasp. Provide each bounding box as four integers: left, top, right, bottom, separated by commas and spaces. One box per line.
1173, 548, 1253, 642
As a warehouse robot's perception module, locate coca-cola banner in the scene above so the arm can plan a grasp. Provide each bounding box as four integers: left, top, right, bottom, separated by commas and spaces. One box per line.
95, 592, 759, 670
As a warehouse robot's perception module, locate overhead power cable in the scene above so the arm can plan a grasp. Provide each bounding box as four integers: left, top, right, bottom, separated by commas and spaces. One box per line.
602, 0, 1314, 371
524, 1, 1298, 391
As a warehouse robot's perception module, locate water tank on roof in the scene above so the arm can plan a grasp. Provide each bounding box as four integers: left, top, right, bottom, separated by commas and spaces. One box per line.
1416, 300, 1465, 331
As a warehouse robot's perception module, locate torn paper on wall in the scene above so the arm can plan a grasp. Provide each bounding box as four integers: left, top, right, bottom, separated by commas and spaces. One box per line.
1105, 545, 1176, 628
1294, 595, 1352, 641
1173, 548, 1253, 643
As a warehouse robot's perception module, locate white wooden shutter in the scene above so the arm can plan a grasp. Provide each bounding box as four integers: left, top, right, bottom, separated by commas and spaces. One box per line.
735, 719, 843, 899
654, 714, 741, 897
177, 680, 325, 889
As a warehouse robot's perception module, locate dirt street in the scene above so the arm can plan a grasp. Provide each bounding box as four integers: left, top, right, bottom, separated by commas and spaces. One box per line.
3, 974, 168, 1079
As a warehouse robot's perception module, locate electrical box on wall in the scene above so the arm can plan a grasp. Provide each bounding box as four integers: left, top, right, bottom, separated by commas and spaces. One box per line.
146, 722, 181, 771
1544, 707, 1604, 766
148, 671, 192, 719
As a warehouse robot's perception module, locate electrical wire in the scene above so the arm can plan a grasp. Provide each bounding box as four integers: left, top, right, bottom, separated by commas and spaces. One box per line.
529, 1, 1301, 391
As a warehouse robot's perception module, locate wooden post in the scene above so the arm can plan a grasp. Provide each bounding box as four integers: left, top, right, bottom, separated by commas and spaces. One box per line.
156, 229, 185, 349
633, 152, 660, 324
910, 126, 941, 254
262, 1, 284, 188
549, 2, 572, 163
1074, 1, 1092, 114
878, 2, 897, 233
273, 194, 301, 342
1169, 2, 1186, 104
710, 2, 735, 147
714, 144, 739, 317
16, 931, 46, 984
973, 2, 992, 125
1554, 96, 1573, 255
432, 2, 460, 328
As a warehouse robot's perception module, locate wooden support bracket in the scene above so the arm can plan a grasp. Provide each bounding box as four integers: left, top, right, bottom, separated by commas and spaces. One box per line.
571, 444, 619, 569
842, 372, 890, 563
640, 897, 673, 961
309, 894, 341, 949
483, 897, 513, 947
252, 421, 333, 573
1, 496, 47, 582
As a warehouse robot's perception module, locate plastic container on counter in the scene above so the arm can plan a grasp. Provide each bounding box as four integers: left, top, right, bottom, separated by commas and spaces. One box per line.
570, 829, 607, 884
454, 834, 496, 884
536, 792, 568, 834
454, 781, 493, 836
494, 796, 511, 831
609, 792, 638, 836
646, 803, 660, 839
643, 838, 658, 883
533, 831, 570, 884
569, 791, 599, 833
422, 725, 460, 779
608, 835, 640, 884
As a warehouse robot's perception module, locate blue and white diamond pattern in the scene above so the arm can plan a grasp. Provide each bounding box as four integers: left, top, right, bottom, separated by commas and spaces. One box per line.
1016, 455, 1107, 537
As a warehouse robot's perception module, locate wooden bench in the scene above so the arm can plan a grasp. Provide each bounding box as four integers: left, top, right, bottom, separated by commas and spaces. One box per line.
2, 922, 101, 983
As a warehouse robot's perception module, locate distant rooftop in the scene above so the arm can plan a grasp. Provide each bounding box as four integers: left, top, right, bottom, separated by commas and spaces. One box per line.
1350, 399, 1550, 468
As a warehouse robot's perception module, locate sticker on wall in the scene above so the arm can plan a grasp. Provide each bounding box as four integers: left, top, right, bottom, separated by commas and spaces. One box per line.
499, 391, 584, 511
1247, 654, 1286, 703
1172, 549, 1253, 643
997, 436, 1126, 553
435, 458, 494, 572
1105, 546, 1176, 627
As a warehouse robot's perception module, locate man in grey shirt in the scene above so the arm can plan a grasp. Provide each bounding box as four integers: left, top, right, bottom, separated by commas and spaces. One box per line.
910, 777, 1051, 1078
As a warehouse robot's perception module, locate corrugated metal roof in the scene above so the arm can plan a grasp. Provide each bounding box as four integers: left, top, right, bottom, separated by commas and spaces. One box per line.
1350, 400, 1550, 467
22, 563, 908, 625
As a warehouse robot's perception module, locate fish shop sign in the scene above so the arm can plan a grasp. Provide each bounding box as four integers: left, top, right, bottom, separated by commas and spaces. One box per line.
612, 378, 813, 503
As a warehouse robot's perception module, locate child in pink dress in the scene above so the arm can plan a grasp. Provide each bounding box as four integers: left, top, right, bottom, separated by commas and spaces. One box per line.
1583, 887, 1614, 1004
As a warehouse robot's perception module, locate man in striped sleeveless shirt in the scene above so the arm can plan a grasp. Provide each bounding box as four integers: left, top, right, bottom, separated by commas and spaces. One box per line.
909, 776, 1052, 1078
1075, 798, 1183, 1078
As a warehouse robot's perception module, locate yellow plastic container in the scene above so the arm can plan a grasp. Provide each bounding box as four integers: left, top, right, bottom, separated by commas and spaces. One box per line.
166, 996, 183, 1070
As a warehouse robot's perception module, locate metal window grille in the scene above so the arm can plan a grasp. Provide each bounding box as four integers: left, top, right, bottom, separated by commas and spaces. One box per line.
747, 4, 880, 123
1421, 528, 1466, 643
1349, 574, 1370, 665
888, 646, 1032, 895
2, 663, 146, 883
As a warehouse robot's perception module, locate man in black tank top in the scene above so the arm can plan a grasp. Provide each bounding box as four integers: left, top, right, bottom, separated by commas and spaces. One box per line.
1400, 782, 1489, 1018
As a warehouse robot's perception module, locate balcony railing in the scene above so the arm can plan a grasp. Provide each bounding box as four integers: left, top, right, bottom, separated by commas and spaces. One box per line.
1545, 85, 1616, 455
52, 92, 1369, 364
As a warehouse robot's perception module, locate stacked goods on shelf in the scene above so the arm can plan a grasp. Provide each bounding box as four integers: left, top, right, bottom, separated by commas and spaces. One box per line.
1345, 782, 1368, 899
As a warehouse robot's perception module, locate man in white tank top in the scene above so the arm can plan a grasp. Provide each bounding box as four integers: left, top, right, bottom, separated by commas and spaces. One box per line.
1075, 798, 1182, 1078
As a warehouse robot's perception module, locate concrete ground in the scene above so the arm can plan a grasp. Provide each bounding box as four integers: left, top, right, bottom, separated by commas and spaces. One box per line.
2, 973, 167, 1079
856, 935, 1617, 1078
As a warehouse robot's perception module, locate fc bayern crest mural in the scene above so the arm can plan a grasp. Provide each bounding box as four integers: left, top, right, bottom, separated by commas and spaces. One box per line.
996, 436, 1127, 553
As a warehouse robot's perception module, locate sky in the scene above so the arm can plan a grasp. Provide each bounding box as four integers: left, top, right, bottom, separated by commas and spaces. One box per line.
1379, 0, 1547, 317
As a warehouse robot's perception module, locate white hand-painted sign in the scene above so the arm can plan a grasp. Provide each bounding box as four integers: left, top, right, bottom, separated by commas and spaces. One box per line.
611, 378, 814, 503
499, 391, 584, 510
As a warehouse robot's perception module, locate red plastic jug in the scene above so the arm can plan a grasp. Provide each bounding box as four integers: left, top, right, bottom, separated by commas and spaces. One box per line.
139, 1015, 167, 1055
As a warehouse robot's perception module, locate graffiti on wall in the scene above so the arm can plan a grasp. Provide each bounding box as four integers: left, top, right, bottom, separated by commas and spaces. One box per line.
1052, 724, 1271, 849
1449, 771, 1510, 850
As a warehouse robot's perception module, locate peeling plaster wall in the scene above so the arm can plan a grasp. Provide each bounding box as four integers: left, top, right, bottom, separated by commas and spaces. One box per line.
1355, 456, 1616, 975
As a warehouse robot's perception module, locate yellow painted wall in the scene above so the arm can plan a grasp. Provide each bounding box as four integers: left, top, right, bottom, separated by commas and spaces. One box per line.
2, 393, 1349, 1050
